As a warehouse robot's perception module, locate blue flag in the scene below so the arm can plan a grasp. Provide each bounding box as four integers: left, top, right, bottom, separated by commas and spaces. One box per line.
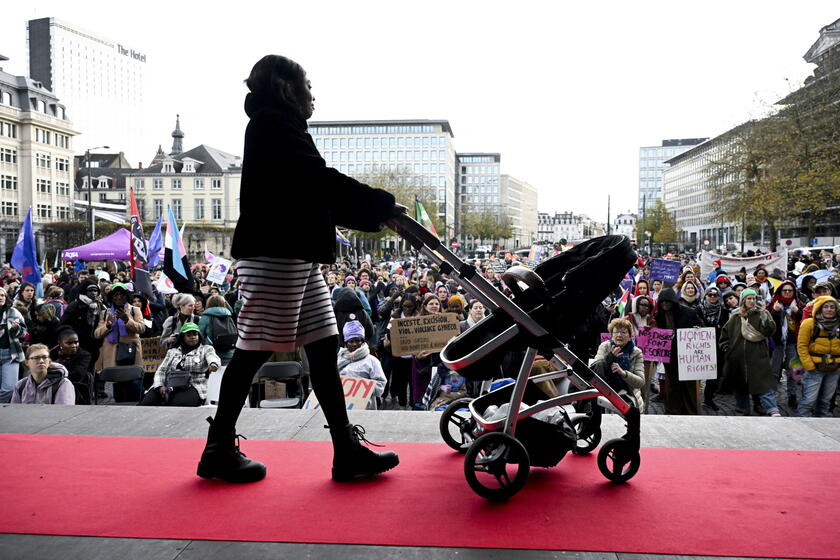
11, 208, 42, 287
147, 215, 163, 268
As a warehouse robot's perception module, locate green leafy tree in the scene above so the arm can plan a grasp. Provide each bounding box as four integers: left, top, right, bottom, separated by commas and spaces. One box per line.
637, 199, 678, 244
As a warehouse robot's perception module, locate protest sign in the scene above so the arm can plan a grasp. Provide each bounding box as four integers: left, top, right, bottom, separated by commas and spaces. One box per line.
140, 336, 166, 374
207, 257, 232, 285
649, 258, 682, 283
676, 327, 717, 380
699, 250, 788, 280
600, 333, 611, 344
303, 376, 376, 410
637, 328, 672, 363
390, 313, 460, 356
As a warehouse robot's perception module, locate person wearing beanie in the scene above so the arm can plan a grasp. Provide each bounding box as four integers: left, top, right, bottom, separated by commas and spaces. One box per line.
653, 287, 704, 414
715, 275, 732, 291
720, 288, 779, 416
795, 296, 840, 417
707, 259, 725, 284
336, 320, 386, 409
141, 321, 220, 407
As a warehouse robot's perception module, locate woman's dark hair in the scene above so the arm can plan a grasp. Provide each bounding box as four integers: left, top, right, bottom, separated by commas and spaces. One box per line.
245, 55, 307, 111
57, 326, 78, 341
467, 299, 484, 312
16, 282, 36, 300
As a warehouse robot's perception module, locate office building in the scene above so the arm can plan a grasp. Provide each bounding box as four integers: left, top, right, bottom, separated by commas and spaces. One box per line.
0, 54, 77, 255
500, 174, 538, 247
309, 120, 457, 239
638, 138, 706, 215
27, 17, 147, 165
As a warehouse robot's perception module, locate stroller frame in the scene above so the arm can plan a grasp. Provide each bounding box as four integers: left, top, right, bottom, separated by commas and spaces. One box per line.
389, 213, 641, 498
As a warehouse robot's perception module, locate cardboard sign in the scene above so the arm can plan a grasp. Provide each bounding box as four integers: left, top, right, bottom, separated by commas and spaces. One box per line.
207, 257, 232, 285
303, 376, 376, 410
390, 313, 461, 356
649, 258, 682, 283
676, 327, 717, 380
140, 336, 166, 374
600, 328, 673, 363
637, 328, 673, 363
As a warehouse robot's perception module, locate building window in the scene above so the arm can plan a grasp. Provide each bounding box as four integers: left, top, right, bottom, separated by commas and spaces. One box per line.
35, 128, 51, 144
36, 179, 51, 193
172, 179, 181, 189
1, 175, 18, 190
134, 178, 145, 190
194, 198, 204, 220
0, 148, 16, 164
172, 199, 182, 220
1, 201, 18, 216
137, 199, 145, 221
153, 179, 163, 190
193, 178, 204, 189
212, 198, 222, 220
99, 193, 108, 202
55, 158, 70, 172
36, 204, 52, 219
56, 206, 70, 220
0, 121, 17, 138
211, 178, 221, 189
36, 153, 51, 168
153, 199, 163, 219
56, 182, 70, 196
55, 134, 70, 149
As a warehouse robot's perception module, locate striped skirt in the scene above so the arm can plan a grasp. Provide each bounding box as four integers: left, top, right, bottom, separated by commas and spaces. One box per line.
234, 257, 338, 352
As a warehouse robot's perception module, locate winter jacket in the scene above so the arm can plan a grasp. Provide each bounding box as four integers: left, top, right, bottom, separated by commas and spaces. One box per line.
797, 296, 840, 372
93, 303, 145, 368
232, 93, 395, 262
336, 343, 386, 409
0, 305, 28, 363
198, 306, 236, 359
333, 288, 374, 345
720, 308, 776, 395
594, 340, 645, 411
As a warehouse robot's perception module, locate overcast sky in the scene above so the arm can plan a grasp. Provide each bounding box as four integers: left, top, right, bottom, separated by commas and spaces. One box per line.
2, 1, 837, 222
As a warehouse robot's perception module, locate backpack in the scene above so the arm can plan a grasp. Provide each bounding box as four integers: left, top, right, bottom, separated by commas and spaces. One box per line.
208, 314, 238, 352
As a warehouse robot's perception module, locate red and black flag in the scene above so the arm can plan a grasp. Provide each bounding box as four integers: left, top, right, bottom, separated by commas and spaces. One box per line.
129, 188, 153, 298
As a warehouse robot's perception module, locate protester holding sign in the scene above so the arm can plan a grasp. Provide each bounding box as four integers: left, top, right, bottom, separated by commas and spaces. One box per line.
698, 287, 726, 411
592, 318, 645, 412
199, 55, 400, 485
655, 288, 704, 415
410, 294, 448, 410
719, 289, 779, 416
336, 320, 386, 410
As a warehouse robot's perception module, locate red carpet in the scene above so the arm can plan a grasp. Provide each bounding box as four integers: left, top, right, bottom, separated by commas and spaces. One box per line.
0, 434, 837, 558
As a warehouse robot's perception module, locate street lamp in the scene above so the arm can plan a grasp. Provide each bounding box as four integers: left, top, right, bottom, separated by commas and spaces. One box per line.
85, 146, 109, 241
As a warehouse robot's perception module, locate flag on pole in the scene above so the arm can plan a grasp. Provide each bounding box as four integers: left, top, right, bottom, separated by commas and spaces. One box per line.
164, 206, 192, 293
335, 228, 351, 246
11, 208, 42, 288
615, 288, 630, 317
147, 215, 163, 269
128, 188, 153, 298
414, 197, 438, 237
204, 242, 216, 264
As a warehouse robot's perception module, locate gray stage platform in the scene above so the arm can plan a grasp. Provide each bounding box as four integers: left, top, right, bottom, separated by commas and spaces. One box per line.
1, 405, 838, 560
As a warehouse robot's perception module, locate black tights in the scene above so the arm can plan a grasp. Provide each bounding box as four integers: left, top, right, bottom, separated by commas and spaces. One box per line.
212, 335, 348, 435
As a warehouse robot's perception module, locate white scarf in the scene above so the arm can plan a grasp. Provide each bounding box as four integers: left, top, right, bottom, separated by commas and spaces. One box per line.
337, 342, 370, 373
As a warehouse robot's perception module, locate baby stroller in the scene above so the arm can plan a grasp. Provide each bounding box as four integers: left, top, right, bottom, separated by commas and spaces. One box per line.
389, 214, 641, 500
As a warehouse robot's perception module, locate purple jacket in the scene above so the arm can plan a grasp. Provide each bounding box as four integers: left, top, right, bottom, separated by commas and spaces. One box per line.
10, 364, 75, 405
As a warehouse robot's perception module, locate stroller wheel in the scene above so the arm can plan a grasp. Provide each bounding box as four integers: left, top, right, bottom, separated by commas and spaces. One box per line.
439, 397, 476, 453
597, 438, 641, 483
464, 432, 530, 501
571, 416, 601, 455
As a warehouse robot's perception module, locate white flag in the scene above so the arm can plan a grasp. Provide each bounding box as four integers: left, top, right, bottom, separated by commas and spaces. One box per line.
155, 272, 179, 294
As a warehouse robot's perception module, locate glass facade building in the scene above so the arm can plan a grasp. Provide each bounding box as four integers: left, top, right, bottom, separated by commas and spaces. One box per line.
638, 138, 707, 216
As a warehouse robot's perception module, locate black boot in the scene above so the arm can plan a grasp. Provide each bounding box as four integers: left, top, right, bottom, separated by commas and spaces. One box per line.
197, 416, 266, 483
330, 424, 399, 482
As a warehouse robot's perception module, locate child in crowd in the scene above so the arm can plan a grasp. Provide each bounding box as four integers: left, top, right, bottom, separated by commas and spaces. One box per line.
337, 320, 387, 409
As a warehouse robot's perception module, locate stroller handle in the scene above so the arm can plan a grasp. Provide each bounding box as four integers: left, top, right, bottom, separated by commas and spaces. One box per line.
387, 212, 443, 252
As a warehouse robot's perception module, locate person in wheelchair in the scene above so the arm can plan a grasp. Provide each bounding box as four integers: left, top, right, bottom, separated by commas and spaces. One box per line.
592, 318, 645, 412
140, 322, 220, 407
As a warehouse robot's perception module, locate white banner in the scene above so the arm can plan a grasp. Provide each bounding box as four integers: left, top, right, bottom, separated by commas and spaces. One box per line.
207, 257, 232, 285
699, 250, 788, 281
677, 327, 718, 381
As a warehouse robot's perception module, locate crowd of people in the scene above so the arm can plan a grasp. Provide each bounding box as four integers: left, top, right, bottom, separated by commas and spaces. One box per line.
1, 245, 838, 418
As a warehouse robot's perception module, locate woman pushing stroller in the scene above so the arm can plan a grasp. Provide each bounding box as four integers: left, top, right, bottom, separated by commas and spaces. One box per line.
197, 55, 403, 484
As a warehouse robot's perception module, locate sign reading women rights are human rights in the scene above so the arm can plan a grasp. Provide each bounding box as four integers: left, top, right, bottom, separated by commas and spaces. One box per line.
676, 327, 718, 380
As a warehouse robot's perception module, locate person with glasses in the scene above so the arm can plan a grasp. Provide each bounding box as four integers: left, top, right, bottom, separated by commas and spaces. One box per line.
769, 280, 804, 408
592, 319, 645, 412
10, 344, 75, 405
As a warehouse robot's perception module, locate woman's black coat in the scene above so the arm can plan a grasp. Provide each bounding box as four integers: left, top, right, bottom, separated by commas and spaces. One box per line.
232, 93, 396, 263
